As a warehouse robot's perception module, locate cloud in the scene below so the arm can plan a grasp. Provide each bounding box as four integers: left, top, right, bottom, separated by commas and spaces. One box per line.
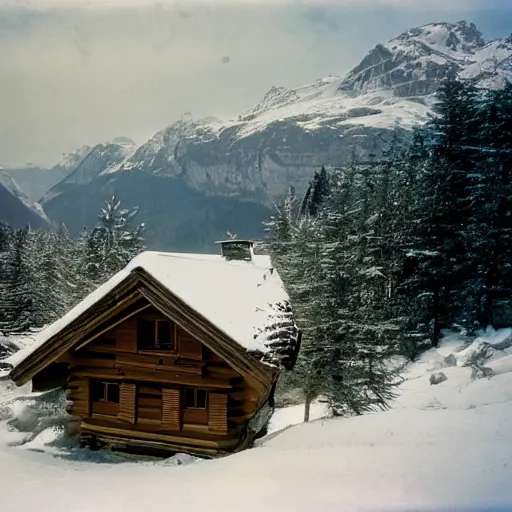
1, 4, 344, 165
0, 0, 509, 166
0, 0, 500, 10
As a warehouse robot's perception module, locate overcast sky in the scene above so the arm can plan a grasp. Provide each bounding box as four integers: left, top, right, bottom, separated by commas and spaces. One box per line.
1, 0, 511, 167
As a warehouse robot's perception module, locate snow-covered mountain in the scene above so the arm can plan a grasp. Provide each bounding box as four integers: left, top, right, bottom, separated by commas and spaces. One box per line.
0, 172, 49, 229
45, 138, 135, 195
41, 21, 512, 250
2, 146, 94, 203
53, 145, 93, 175
339, 21, 499, 95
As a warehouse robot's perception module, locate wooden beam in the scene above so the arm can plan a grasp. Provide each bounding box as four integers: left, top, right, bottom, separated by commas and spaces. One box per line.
136, 274, 276, 389
11, 279, 142, 385
113, 355, 202, 375
74, 303, 151, 352
11, 267, 279, 395
80, 422, 220, 448
71, 367, 234, 389
80, 433, 223, 457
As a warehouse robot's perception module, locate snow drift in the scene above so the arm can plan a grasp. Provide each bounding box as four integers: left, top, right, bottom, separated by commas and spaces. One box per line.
2, 327, 512, 511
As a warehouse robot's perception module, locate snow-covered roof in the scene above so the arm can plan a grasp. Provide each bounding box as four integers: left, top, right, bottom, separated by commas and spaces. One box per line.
9, 250, 297, 374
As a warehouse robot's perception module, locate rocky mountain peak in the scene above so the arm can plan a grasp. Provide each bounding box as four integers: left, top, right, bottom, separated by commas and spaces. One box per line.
398, 21, 485, 54
239, 86, 299, 121
239, 77, 341, 121
337, 21, 505, 98
108, 136, 136, 147
54, 145, 93, 172
44, 137, 138, 194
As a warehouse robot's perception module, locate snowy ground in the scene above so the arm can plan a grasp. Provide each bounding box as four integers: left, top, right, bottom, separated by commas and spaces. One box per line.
2, 328, 512, 511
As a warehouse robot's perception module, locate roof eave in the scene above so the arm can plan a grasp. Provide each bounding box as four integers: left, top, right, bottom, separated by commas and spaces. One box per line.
10, 267, 277, 389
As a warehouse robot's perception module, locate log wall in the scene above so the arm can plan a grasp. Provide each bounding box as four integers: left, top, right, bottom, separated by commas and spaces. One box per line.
65, 305, 267, 455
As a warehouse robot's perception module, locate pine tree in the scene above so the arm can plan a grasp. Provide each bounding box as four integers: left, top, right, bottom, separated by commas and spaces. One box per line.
264, 186, 297, 280
272, 161, 400, 418
85, 196, 145, 285
0, 222, 13, 326
2, 227, 41, 332
392, 128, 435, 358
299, 166, 330, 218
30, 227, 79, 324
475, 83, 512, 326
69, 226, 96, 306
402, 74, 482, 340
280, 216, 325, 420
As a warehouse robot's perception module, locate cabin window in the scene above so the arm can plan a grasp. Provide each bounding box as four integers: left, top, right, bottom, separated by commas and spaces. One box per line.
137, 318, 174, 351
91, 381, 120, 403
184, 388, 208, 409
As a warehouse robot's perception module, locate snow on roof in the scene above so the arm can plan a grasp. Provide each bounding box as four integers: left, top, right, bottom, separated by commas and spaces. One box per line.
9, 251, 289, 369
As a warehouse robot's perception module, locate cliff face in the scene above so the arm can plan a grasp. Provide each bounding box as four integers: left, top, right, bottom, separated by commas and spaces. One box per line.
40, 22, 512, 250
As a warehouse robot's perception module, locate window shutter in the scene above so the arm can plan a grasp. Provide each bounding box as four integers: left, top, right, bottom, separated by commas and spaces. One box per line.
177, 327, 203, 361
208, 392, 228, 433
118, 383, 137, 424
162, 388, 182, 431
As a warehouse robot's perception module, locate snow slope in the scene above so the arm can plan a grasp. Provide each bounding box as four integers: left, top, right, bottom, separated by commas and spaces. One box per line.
2, 328, 512, 511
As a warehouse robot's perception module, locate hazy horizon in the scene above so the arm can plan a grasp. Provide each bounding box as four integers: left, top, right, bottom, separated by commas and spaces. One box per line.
1, 0, 511, 167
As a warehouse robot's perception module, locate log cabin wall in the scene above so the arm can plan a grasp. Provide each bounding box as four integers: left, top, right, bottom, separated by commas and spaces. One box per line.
65, 304, 267, 455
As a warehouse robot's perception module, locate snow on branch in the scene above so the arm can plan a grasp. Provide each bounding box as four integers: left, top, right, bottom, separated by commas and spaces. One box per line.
252, 300, 301, 370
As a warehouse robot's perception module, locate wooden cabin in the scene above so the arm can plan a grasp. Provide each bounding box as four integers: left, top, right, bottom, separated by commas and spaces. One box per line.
9, 241, 300, 458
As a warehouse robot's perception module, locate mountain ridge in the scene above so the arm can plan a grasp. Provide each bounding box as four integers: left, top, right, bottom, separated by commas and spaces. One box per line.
0, 172, 49, 229
38, 21, 512, 250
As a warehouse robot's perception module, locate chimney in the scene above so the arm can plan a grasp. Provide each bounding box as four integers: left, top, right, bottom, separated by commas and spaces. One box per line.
215, 240, 254, 262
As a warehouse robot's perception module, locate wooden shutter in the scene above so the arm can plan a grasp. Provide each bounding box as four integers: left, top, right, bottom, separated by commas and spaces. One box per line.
115, 318, 138, 353
177, 327, 203, 361
162, 388, 182, 431
208, 392, 228, 433
118, 383, 137, 424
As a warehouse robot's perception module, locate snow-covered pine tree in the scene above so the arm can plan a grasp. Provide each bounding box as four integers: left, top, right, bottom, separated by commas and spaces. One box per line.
30, 227, 79, 325
474, 83, 512, 326
428, 73, 480, 332
391, 128, 436, 358
55, 224, 83, 313
264, 186, 298, 283
268, 152, 405, 416
323, 161, 399, 414
313, 163, 371, 415
266, 183, 348, 420
280, 216, 326, 420
355, 130, 408, 367
404, 73, 481, 341
85, 196, 145, 286
298, 159, 399, 417
2, 227, 41, 333
299, 166, 330, 218
69, 226, 96, 307
0, 222, 13, 326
